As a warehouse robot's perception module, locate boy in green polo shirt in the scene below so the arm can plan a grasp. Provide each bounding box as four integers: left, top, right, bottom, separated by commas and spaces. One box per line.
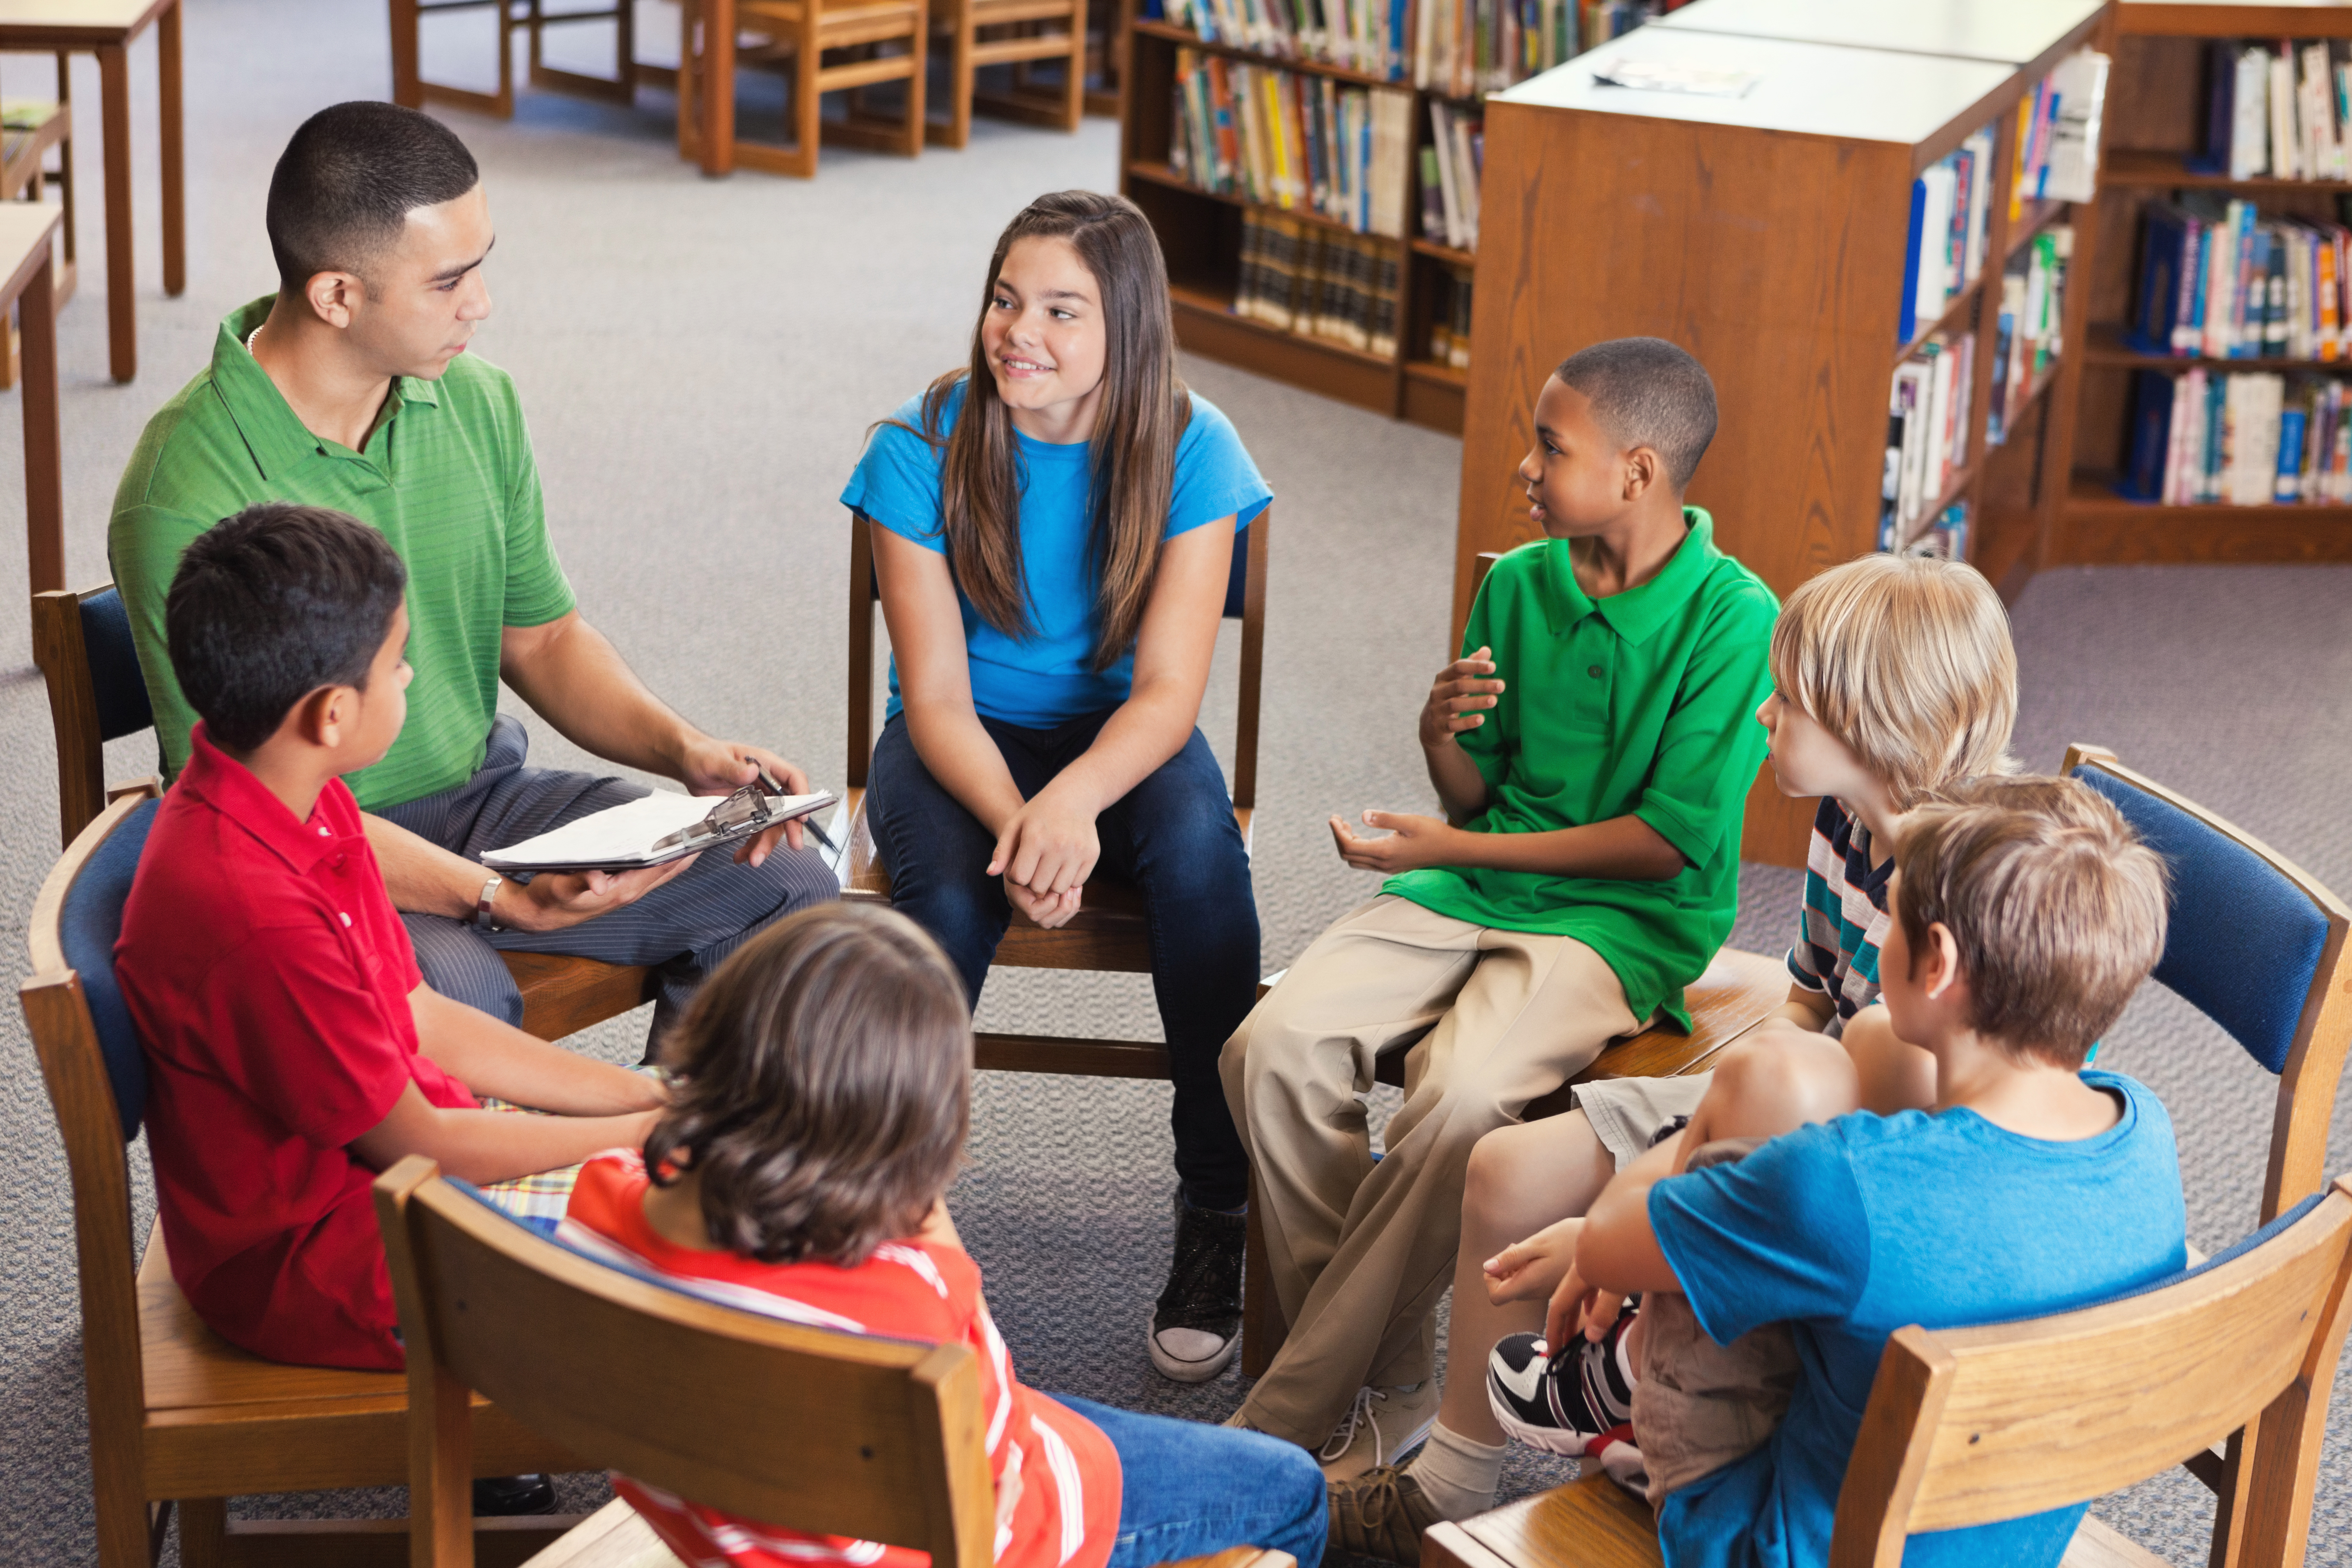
1220, 339, 1776, 1483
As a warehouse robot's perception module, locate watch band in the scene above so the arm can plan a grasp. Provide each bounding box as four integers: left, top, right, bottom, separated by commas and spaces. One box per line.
475, 872, 504, 931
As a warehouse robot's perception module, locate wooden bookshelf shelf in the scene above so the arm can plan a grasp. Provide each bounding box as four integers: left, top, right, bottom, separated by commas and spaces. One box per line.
2082, 321, 2352, 374
1898, 280, 1986, 368
1405, 359, 1467, 386
1411, 237, 1474, 265
1166, 280, 1396, 369
1126, 160, 1403, 243
1129, 20, 1400, 87
2005, 196, 2071, 259
2059, 472, 2352, 561
2098, 147, 2352, 193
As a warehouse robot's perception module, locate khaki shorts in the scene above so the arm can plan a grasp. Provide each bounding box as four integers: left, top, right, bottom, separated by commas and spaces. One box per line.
1630, 1138, 1799, 1505
1572, 1073, 1714, 1170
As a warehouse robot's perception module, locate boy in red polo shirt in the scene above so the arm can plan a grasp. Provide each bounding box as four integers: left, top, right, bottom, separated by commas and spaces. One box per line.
116, 503, 671, 1376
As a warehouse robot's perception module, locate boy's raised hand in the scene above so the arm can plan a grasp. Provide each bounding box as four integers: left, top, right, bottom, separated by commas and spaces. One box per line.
1419, 645, 1505, 751
1484, 1215, 1583, 1306
1546, 1254, 1628, 1353
1330, 810, 1459, 872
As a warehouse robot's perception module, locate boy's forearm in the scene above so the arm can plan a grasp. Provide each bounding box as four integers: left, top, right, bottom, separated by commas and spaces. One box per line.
1577, 1137, 1683, 1294
1444, 814, 1686, 881
411, 986, 667, 1114
369, 1104, 652, 1186
1422, 738, 1490, 823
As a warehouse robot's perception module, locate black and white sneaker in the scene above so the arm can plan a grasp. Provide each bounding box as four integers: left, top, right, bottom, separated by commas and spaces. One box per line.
1149, 1193, 1246, 1382
1485, 1315, 1638, 1456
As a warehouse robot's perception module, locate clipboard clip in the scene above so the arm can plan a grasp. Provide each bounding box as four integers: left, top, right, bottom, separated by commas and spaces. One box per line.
651, 766, 837, 855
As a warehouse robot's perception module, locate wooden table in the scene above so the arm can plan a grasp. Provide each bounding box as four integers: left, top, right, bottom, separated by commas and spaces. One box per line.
0, 0, 181, 384
0, 201, 64, 593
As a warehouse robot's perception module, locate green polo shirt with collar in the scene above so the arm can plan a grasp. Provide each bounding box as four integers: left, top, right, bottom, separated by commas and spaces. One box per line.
1383, 510, 1777, 1031
109, 296, 576, 813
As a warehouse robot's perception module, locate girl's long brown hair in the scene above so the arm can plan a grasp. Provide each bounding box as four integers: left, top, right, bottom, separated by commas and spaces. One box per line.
906, 190, 1192, 671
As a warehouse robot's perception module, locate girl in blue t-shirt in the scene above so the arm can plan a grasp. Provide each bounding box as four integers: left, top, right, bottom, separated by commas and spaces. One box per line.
839, 191, 1273, 1386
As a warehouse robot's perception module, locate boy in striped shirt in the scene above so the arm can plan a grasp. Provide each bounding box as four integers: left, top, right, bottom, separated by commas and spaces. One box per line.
563, 905, 1326, 1568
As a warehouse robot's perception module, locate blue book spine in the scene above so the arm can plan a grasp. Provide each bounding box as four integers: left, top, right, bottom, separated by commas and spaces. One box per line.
2188, 221, 2211, 352
2189, 40, 2232, 176
2205, 377, 2227, 500
2132, 206, 2184, 355
2277, 405, 2308, 500
2119, 372, 2175, 500
1898, 179, 1926, 344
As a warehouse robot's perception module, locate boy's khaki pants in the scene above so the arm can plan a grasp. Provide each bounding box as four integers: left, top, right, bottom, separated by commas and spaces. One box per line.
1221, 895, 1642, 1448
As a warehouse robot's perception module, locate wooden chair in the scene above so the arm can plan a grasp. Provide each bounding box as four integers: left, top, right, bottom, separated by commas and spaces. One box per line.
21, 793, 589, 1568
31, 583, 657, 1045
925, 0, 1085, 150
0, 62, 77, 390
389, 0, 653, 121
1424, 1173, 2352, 1568
676, 0, 927, 179
377, 1153, 1302, 1568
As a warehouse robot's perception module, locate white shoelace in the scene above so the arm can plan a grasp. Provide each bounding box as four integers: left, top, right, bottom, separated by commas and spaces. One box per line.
1320, 1385, 1392, 1464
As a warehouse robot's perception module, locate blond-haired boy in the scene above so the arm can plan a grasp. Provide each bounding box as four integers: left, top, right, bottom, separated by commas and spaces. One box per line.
1329, 552, 2019, 1547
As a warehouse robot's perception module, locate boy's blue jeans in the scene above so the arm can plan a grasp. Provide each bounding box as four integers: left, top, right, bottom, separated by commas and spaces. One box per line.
867, 708, 1259, 1212
1049, 1396, 1326, 1568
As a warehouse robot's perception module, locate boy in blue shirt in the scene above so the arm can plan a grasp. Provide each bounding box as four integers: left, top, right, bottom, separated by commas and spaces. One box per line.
1526, 775, 2185, 1567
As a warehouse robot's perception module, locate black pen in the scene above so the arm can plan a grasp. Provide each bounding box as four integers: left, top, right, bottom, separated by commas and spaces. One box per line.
758, 763, 839, 854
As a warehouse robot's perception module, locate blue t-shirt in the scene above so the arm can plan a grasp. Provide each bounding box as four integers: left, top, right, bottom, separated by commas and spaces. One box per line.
1649, 1070, 2187, 1568
840, 381, 1273, 729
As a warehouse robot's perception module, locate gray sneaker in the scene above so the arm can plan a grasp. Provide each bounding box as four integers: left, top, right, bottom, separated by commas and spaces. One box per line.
1149, 1194, 1245, 1382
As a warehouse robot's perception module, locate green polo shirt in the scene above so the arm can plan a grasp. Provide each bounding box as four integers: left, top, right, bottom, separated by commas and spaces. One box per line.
1384, 511, 1777, 1031
109, 298, 576, 812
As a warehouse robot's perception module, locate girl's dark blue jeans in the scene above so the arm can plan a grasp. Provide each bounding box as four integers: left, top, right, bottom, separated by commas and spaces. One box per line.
867, 708, 1259, 1211
1049, 1395, 1326, 1568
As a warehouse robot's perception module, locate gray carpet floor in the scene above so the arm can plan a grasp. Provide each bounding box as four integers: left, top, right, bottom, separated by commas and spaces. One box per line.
0, 1, 2348, 1561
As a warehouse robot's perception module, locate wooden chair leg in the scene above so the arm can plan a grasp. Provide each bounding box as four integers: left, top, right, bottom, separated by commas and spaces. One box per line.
177, 1498, 228, 1568
390, 0, 424, 108
928, 12, 973, 147
1060, 16, 1083, 130
902, 32, 928, 157
676, 0, 701, 160
793, 25, 822, 176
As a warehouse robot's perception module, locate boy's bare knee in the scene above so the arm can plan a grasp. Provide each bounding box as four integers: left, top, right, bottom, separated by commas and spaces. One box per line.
1701, 1036, 1861, 1142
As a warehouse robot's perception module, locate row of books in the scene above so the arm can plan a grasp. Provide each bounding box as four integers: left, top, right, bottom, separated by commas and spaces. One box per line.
2120, 368, 2352, 504
1235, 212, 1403, 357
1427, 261, 1472, 368
1155, 0, 1410, 80
1419, 102, 1482, 250
1898, 126, 1997, 345
2012, 50, 2106, 209
2199, 40, 2352, 183
1882, 333, 1975, 544
1988, 225, 2071, 447
2131, 198, 2352, 362
1879, 501, 1970, 561
1169, 50, 1415, 237
1408, 0, 1666, 102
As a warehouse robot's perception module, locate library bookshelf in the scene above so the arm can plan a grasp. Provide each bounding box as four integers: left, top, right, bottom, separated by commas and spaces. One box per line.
2053, 1, 2352, 567
1449, 0, 2104, 865
1117, 5, 1520, 435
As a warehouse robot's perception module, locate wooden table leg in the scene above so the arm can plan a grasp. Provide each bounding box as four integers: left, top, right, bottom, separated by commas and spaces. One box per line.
157, 0, 183, 299
20, 254, 62, 595
97, 42, 131, 383
701, 0, 735, 176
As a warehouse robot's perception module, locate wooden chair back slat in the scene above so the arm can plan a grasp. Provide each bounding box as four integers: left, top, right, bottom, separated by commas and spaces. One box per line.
377, 1161, 997, 1568
1830, 1182, 2352, 1567
35, 584, 110, 846
2063, 744, 2352, 1223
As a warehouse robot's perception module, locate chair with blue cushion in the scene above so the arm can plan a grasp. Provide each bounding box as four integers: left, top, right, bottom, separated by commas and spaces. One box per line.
2062, 744, 2352, 1225
20, 791, 585, 1568
32, 581, 658, 1044
375, 1152, 1303, 1568
1424, 1174, 2352, 1568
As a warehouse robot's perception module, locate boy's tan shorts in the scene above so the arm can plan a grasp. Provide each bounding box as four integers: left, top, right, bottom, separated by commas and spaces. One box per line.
1573, 1073, 1714, 1169
1630, 1137, 1800, 1506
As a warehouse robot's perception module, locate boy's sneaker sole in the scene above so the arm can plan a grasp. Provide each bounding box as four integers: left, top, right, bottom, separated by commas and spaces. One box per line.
1486, 1326, 1635, 1458
1149, 1325, 1241, 1383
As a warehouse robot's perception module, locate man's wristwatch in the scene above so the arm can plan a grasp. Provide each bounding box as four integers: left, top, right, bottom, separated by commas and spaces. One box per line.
475, 872, 505, 932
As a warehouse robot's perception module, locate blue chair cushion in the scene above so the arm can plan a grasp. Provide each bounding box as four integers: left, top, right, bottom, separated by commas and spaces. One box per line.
2072, 766, 2331, 1076
80, 585, 154, 743
57, 797, 159, 1141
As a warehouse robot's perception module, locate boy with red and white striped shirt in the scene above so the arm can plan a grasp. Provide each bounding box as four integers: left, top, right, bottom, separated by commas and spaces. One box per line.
561, 904, 1326, 1568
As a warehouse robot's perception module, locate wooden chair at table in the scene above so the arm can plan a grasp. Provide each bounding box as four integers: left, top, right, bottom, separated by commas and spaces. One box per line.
376, 1152, 1302, 1568
389, 0, 652, 121
675, 0, 927, 179
32, 583, 658, 1045
0, 56, 76, 390
925, 0, 1085, 150
1423, 1173, 2352, 1568
22, 793, 589, 1568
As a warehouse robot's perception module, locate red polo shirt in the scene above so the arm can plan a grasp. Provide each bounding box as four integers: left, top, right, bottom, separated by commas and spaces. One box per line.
116, 723, 477, 1371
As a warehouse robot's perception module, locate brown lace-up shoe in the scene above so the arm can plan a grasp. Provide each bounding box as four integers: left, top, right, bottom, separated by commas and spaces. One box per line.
1327, 1461, 1444, 1565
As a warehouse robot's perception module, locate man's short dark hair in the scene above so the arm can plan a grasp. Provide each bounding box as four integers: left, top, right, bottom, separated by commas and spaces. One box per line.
1556, 336, 1719, 490
266, 101, 479, 295
166, 504, 408, 752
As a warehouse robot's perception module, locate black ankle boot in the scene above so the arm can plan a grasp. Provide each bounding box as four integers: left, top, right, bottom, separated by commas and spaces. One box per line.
1149, 1191, 1246, 1383
472, 1474, 559, 1516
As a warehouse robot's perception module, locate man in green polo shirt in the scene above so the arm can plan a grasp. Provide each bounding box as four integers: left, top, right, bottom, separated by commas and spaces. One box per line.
110, 102, 835, 1046
1218, 339, 1777, 1494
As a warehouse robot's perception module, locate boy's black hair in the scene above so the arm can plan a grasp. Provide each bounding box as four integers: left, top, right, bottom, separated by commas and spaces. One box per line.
165, 504, 408, 752
1556, 337, 1719, 490
266, 101, 479, 295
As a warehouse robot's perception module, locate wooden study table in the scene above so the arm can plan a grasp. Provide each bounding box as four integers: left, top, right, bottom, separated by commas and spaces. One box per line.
0, 0, 181, 384
0, 201, 64, 593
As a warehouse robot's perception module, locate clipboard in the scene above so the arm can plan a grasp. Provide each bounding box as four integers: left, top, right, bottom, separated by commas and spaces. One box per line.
481, 771, 839, 875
